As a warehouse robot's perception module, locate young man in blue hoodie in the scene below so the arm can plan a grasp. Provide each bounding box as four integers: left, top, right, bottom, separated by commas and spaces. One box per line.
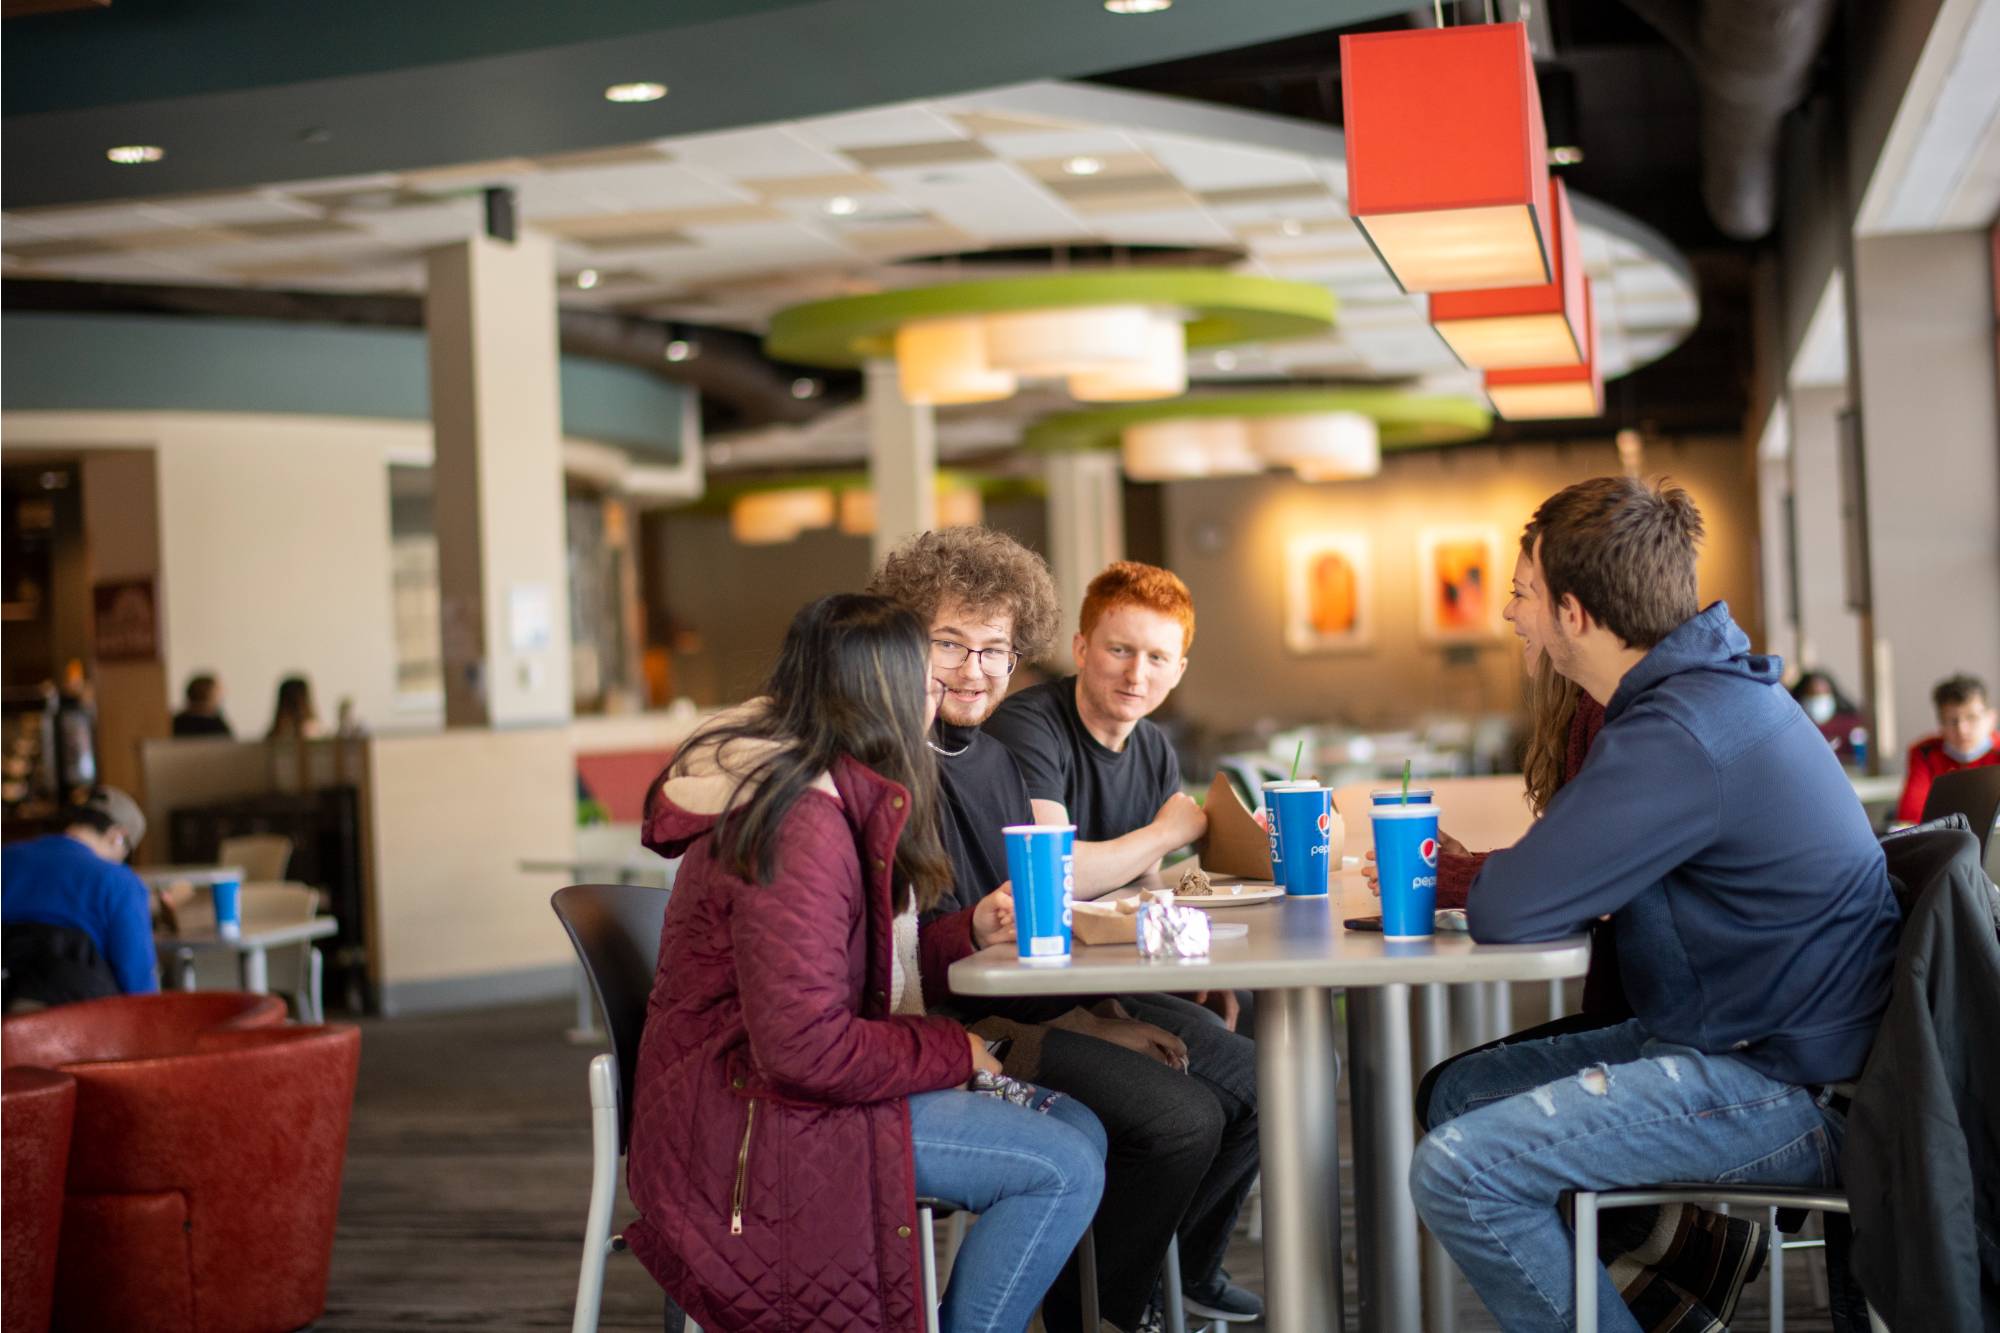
1409, 477, 1901, 1332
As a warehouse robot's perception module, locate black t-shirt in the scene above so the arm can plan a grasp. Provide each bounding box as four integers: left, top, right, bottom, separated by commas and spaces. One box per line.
928, 720, 1035, 919
171, 711, 232, 738
984, 677, 1181, 844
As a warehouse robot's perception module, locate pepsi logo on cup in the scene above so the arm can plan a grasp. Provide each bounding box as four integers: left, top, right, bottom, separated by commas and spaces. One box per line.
1419, 837, 1439, 867
1316, 812, 1331, 835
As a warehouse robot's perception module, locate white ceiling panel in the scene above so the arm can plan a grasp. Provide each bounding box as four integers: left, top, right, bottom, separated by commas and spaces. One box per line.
868, 160, 1083, 241
795, 103, 970, 150
1137, 133, 1324, 191
661, 126, 856, 179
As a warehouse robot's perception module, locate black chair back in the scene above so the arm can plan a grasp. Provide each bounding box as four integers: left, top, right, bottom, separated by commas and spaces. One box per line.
552, 883, 670, 1153
1919, 766, 2000, 863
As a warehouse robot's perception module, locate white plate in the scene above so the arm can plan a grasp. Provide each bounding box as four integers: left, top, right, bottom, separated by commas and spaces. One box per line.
1207, 922, 1250, 940
1180, 883, 1285, 907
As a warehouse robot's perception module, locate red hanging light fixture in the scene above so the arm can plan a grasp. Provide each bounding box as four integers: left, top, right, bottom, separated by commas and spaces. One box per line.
1429, 174, 1587, 369
1484, 278, 1603, 419
1341, 22, 1553, 294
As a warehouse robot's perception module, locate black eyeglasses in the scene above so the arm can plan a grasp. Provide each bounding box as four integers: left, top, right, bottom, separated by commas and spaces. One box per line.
930, 638, 1020, 677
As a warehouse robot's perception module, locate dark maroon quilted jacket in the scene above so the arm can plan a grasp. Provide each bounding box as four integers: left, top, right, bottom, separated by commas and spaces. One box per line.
627, 749, 974, 1333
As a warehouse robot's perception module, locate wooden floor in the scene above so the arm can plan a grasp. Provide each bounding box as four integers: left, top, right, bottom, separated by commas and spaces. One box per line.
320, 998, 1840, 1331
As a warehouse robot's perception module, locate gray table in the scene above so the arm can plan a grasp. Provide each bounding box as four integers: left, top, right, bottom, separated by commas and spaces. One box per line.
157, 917, 337, 994
948, 878, 1589, 1333
137, 864, 246, 889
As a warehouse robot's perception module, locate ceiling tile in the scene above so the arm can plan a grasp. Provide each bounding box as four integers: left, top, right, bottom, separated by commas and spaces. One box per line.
400, 158, 542, 190
795, 104, 970, 150
533, 144, 674, 171
867, 161, 1083, 242
745, 172, 885, 200
982, 128, 1144, 161
843, 140, 995, 170
1140, 135, 1324, 192
1086, 209, 1238, 246
661, 126, 855, 179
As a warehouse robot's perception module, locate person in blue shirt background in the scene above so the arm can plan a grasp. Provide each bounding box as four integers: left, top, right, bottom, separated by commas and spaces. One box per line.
3, 786, 158, 1008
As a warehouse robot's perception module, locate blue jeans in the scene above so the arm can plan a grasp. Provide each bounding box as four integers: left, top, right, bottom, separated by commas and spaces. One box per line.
1410, 1019, 1845, 1333
909, 1085, 1107, 1333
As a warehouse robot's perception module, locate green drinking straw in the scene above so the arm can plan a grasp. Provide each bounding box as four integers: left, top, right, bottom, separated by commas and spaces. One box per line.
1400, 758, 1412, 805
1289, 739, 1304, 783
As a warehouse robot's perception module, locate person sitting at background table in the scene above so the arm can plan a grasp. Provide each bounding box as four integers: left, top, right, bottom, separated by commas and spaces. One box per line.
1894, 672, 2000, 824
1790, 667, 1869, 764
1408, 476, 1901, 1333
1, 787, 157, 1010
266, 674, 322, 741
171, 671, 234, 738
628, 593, 1105, 1333
869, 530, 1262, 1332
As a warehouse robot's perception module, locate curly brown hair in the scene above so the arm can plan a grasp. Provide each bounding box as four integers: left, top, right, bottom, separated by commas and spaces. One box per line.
866, 527, 1062, 657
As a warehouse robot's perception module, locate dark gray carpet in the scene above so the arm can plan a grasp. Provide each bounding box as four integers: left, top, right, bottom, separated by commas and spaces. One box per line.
321, 997, 1839, 1331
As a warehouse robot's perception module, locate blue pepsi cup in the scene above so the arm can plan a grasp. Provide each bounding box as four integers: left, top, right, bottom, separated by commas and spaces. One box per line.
1002, 824, 1075, 965
1371, 787, 1435, 807
1260, 781, 1321, 886
1268, 785, 1333, 897
212, 878, 243, 940
1371, 803, 1440, 938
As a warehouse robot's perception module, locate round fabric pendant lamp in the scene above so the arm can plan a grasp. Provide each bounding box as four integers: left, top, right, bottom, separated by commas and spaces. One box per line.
984, 305, 1157, 376
1069, 311, 1188, 402
1253, 412, 1383, 481
894, 318, 1017, 405
731, 488, 835, 545
1121, 417, 1259, 481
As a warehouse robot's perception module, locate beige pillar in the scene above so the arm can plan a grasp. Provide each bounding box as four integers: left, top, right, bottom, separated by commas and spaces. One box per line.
1851, 229, 2000, 755
864, 358, 937, 570
425, 233, 573, 728
1045, 451, 1126, 656
1785, 385, 1864, 693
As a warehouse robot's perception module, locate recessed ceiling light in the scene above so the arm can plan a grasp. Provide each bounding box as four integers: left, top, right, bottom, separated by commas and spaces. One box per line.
603, 82, 668, 104
823, 196, 860, 217
106, 145, 164, 165
575, 269, 601, 290
1549, 145, 1586, 166
664, 339, 695, 363
1104, 0, 1171, 12
791, 377, 821, 399
1279, 219, 1306, 237
1064, 156, 1104, 177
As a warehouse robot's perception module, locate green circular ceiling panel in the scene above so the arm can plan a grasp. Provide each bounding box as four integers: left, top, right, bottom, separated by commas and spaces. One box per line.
765, 270, 1337, 369
1023, 389, 1493, 454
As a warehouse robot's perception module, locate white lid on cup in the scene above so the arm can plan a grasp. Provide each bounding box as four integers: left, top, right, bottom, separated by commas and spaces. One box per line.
1369, 803, 1440, 818
1002, 823, 1078, 835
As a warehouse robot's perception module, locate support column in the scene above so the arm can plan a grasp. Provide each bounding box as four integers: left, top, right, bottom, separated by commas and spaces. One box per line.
1785, 384, 1864, 693
1045, 450, 1126, 652
1851, 230, 2000, 752
865, 358, 937, 570
425, 232, 573, 728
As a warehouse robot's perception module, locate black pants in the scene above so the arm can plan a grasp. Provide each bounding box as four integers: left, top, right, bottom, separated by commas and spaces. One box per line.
1034, 995, 1262, 1333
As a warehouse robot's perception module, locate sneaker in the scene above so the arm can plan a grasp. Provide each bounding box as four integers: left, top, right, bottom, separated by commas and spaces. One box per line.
1182, 1272, 1262, 1323
1608, 1257, 1724, 1333
1657, 1209, 1769, 1324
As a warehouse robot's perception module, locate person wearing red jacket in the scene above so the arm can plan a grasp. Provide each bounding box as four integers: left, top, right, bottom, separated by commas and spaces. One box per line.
1895, 673, 2000, 824
629, 594, 1105, 1333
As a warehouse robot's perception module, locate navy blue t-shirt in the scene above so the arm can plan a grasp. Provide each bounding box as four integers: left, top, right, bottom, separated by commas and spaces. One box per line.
2, 835, 158, 994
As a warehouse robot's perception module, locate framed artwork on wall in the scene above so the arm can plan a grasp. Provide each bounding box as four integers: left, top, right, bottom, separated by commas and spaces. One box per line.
1417, 527, 1506, 644
1285, 532, 1372, 654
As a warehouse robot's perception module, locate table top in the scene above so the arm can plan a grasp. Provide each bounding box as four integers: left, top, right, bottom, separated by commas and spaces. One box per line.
949, 875, 1589, 996
1846, 772, 1904, 804
157, 917, 338, 951
136, 865, 246, 888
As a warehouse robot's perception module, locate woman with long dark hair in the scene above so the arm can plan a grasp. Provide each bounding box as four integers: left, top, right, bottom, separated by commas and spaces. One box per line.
625, 593, 1105, 1333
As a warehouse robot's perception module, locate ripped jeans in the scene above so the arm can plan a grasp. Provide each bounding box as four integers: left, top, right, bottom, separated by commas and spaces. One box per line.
1410, 1018, 1845, 1333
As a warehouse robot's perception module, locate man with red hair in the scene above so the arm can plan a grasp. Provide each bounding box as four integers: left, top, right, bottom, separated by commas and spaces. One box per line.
987, 560, 1207, 896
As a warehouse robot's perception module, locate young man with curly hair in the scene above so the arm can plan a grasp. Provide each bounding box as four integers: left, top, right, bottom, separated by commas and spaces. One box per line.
868, 528, 1262, 1333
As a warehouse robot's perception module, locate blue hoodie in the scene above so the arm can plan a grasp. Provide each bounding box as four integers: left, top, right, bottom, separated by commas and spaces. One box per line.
1469, 603, 1900, 1087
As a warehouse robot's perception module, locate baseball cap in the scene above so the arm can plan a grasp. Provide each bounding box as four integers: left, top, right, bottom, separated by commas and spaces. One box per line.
77, 786, 147, 850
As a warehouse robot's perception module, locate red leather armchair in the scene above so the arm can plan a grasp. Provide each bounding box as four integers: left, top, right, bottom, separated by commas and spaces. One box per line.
2, 993, 360, 1333
3, 1067, 76, 1333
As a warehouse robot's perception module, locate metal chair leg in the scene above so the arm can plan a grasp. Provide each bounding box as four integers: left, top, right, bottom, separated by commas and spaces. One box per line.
919, 1203, 942, 1333
1769, 1205, 1785, 1333
1574, 1191, 1600, 1332
572, 1055, 620, 1333
1079, 1225, 1100, 1331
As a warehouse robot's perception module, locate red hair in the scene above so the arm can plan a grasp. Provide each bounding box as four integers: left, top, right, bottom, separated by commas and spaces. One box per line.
1079, 561, 1195, 654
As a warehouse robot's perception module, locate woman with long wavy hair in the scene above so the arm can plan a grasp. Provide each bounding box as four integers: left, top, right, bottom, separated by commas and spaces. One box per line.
626, 593, 1105, 1333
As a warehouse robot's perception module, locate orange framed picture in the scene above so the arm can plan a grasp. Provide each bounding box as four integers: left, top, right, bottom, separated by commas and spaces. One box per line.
1285, 532, 1372, 654
1417, 527, 1505, 643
